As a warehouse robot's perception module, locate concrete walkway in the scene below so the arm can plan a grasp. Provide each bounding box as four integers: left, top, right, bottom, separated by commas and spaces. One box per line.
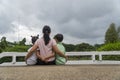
0, 65, 120, 80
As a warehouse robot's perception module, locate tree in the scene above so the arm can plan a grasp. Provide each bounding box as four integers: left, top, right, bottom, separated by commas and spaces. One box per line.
117, 26, 120, 41
94, 44, 104, 50
19, 38, 26, 45
74, 43, 95, 51
0, 36, 8, 49
105, 23, 118, 44
63, 43, 75, 52
0, 42, 2, 53
0, 47, 2, 53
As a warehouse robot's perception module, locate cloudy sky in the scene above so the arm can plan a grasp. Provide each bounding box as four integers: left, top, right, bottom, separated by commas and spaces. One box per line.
0, 0, 120, 45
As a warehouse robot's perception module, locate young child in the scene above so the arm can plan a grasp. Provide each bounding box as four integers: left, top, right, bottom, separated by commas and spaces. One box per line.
26, 35, 39, 65
54, 34, 66, 65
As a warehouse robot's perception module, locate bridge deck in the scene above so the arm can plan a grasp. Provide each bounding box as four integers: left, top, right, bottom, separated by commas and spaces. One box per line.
0, 65, 120, 80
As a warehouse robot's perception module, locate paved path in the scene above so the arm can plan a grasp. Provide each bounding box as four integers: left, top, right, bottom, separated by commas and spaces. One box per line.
0, 65, 120, 80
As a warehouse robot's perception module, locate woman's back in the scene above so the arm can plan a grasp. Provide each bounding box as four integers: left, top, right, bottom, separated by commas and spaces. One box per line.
26, 25, 67, 65
35, 38, 56, 61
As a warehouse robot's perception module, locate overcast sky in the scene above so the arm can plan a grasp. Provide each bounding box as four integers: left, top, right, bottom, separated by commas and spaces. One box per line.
0, 0, 120, 45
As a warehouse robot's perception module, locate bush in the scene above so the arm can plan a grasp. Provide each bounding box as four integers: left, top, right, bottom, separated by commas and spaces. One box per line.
0, 57, 12, 64
0, 47, 2, 53
5, 45, 30, 52
97, 42, 120, 61
98, 42, 120, 51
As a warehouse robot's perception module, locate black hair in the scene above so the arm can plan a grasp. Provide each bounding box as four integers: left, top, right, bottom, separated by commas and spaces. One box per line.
42, 25, 51, 45
54, 34, 63, 42
31, 35, 39, 44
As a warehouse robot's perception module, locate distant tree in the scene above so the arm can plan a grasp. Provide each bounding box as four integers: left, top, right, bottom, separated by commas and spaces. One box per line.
117, 26, 120, 41
0, 47, 2, 53
19, 38, 26, 45
74, 43, 95, 51
0, 36, 8, 49
94, 44, 104, 50
105, 23, 118, 44
63, 43, 75, 52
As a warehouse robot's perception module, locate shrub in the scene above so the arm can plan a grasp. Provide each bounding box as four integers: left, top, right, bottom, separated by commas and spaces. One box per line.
0, 47, 2, 53
98, 42, 120, 51
5, 45, 30, 52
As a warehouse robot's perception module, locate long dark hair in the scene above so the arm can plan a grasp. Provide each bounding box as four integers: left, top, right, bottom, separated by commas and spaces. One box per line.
42, 25, 51, 45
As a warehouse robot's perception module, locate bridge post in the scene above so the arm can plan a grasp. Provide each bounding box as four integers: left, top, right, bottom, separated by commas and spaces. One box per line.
99, 54, 102, 61
92, 54, 96, 61
12, 55, 16, 64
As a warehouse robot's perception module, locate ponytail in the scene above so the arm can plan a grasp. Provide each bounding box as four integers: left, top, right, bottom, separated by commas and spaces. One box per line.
42, 25, 51, 45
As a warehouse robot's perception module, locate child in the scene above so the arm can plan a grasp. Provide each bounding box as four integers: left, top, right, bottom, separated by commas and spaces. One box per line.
26, 35, 39, 65
54, 34, 66, 65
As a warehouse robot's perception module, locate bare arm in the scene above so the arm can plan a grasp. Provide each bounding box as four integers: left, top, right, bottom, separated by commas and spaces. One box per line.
36, 52, 42, 60
25, 44, 38, 61
52, 45, 67, 59
36, 50, 45, 61
36, 51, 55, 62
44, 53, 55, 60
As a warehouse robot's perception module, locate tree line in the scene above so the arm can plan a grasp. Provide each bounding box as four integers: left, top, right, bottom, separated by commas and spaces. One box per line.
0, 22, 120, 53
0, 37, 29, 53
64, 23, 120, 51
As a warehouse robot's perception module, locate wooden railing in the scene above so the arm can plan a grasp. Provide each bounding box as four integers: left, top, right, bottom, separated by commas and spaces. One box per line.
0, 51, 120, 66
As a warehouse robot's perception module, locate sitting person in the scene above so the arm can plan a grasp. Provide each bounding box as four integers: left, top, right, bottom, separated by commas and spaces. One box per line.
25, 25, 67, 65
26, 35, 39, 65
26, 35, 55, 65
54, 34, 66, 65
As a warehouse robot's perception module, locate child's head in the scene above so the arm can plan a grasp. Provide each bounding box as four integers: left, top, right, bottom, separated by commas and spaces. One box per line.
31, 35, 39, 44
54, 34, 64, 42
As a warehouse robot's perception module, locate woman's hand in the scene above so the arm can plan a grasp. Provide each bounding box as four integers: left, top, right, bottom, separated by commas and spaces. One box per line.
36, 51, 47, 62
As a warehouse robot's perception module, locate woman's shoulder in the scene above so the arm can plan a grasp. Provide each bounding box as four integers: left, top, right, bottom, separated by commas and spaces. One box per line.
51, 38, 55, 41
50, 39, 56, 42
34, 37, 43, 45
36, 37, 43, 41
50, 39, 56, 45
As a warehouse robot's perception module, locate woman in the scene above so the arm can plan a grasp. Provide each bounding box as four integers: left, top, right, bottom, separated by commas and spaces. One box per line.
25, 25, 67, 65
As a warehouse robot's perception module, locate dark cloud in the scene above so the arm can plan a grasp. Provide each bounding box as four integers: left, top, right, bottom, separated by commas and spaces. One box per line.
0, 0, 120, 44
0, 12, 15, 34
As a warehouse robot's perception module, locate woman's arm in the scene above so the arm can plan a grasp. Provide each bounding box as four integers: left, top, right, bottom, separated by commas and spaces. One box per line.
25, 44, 38, 61
36, 50, 45, 61
44, 52, 55, 60
52, 45, 67, 59
36, 51, 55, 62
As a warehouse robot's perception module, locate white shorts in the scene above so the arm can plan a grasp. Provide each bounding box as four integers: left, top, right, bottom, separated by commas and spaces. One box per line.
26, 59, 37, 65
26, 53, 37, 65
